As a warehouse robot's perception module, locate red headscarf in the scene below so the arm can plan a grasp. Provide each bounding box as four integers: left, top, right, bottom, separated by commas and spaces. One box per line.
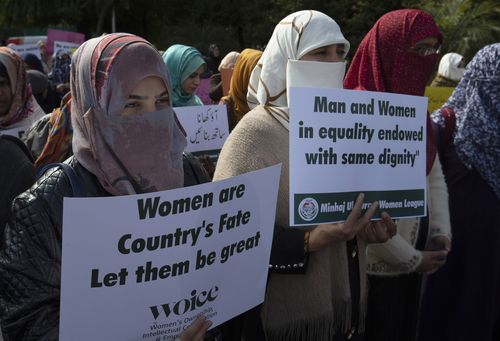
344, 9, 442, 174
70, 33, 187, 195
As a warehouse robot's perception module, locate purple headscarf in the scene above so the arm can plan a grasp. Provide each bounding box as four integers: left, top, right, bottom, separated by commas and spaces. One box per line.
432, 43, 500, 197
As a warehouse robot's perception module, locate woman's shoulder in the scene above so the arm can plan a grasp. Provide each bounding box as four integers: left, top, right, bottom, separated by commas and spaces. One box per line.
232, 106, 286, 138
24, 158, 104, 205
214, 106, 286, 180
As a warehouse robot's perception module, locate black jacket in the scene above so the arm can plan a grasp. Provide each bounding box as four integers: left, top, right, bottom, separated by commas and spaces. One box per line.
0, 154, 210, 340
0, 135, 35, 237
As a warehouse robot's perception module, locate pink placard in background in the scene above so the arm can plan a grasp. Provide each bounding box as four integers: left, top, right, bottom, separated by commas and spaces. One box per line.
196, 78, 213, 105
46, 29, 85, 55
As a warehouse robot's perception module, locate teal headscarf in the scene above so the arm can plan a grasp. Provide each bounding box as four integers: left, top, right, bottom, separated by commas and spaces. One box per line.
162, 44, 206, 107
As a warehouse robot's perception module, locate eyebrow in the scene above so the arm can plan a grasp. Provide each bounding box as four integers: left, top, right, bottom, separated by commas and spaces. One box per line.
155, 91, 169, 99
128, 90, 169, 100
128, 94, 148, 100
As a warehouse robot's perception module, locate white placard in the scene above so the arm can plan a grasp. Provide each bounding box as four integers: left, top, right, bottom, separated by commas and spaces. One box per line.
1, 126, 27, 139
59, 164, 281, 341
174, 105, 229, 154
53, 40, 80, 56
289, 87, 428, 226
8, 44, 41, 59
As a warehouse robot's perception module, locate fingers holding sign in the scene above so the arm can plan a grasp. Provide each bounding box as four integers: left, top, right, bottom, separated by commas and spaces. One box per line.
309, 194, 397, 252
178, 315, 213, 341
358, 211, 397, 243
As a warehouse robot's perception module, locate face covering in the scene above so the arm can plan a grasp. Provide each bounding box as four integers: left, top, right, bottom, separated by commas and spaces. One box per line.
286, 59, 346, 105
83, 106, 186, 194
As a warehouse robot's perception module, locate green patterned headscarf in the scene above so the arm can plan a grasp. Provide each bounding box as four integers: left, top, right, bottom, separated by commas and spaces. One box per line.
162, 44, 206, 107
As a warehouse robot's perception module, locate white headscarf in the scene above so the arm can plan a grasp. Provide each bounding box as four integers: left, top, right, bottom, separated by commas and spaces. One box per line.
218, 51, 240, 71
247, 10, 349, 126
438, 52, 465, 81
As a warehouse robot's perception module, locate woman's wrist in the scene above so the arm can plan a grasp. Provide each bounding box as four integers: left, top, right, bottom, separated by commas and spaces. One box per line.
304, 231, 311, 254
309, 226, 330, 252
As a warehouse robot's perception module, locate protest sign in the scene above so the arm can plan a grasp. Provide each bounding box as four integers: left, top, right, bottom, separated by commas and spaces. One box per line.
174, 104, 229, 157
59, 164, 281, 341
8, 44, 41, 59
2, 126, 28, 139
46, 29, 85, 55
53, 40, 81, 55
424, 86, 455, 113
289, 87, 428, 226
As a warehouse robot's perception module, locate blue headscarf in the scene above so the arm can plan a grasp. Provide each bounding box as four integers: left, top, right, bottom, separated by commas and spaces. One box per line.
432, 43, 500, 197
162, 44, 206, 107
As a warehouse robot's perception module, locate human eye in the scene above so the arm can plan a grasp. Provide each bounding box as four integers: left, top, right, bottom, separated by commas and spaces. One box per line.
313, 48, 326, 55
156, 96, 170, 108
124, 101, 139, 109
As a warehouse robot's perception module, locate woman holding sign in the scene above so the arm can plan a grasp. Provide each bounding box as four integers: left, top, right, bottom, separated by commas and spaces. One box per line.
344, 9, 451, 341
214, 10, 396, 341
0, 33, 211, 341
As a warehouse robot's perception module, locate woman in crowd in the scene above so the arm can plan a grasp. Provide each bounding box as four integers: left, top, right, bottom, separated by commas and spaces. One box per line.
204, 43, 222, 76
37, 40, 52, 74
343, 9, 451, 341
0, 48, 43, 240
27, 69, 59, 114
163, 44, 206, 107
218, 51, 240, 70
0, 33, 211, 341
21, 52, 45, 74
219, 48, 262, 131
49, 49, 72, 100
419, 43, 500, 341
430, 52, 466, 87
209, 50, 240, 103
0, 47, 45, 132
214, 10, 396, 341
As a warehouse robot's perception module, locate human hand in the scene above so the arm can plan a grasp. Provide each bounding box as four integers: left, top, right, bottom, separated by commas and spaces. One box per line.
178, 315, 212, 341
416, 250, 448, 274
309, 194, 390, 251
357, 211, 397, 243
426, 235, 451, 252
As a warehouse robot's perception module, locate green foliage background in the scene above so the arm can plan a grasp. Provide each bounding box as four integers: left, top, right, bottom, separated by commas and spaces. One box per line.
0, 0, 498, 61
